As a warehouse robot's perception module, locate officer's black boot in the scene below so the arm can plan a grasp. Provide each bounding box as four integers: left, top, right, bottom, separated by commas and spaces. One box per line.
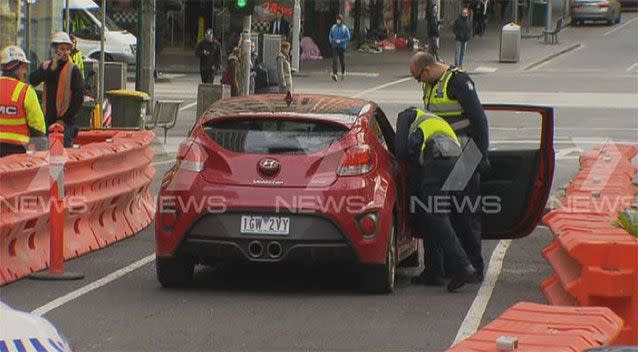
447, 265, 477, 292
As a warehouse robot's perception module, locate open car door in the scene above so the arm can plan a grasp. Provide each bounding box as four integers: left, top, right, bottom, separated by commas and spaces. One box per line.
481, 104, 555, 239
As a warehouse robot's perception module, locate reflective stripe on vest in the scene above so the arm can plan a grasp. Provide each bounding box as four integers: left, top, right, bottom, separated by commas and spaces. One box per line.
423, 68, 472, 133
0, 77, 30, 145
42, 60, 74, 118
409, 109, 460, 152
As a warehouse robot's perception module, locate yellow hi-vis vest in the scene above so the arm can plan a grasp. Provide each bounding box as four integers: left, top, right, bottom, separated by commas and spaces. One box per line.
408, 109, 460, 163
422, 67, 471, 132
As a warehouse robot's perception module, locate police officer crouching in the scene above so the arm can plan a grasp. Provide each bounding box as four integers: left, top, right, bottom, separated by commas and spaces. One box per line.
396, 107, 477, 292
0, 46, 46, 157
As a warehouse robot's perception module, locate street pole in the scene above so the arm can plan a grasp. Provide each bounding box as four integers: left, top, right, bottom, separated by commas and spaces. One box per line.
65, 0, 70, 33
291, 0, 301, 72
99, 0, 106, 110
545, 0, 552, 40
435, 0, 440, 52
563, 0, 569, 19
513, 0, 518, 23
240, 15, 252, 96
136, 0, 156, 113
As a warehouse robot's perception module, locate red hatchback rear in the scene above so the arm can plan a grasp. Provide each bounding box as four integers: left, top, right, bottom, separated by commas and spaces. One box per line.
155, 94, 418, 293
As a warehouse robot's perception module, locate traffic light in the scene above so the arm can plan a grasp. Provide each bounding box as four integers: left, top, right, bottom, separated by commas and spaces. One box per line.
230, 0, 256, 16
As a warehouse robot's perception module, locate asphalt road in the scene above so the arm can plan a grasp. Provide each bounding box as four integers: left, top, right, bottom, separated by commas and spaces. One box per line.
1, 14, 636, 352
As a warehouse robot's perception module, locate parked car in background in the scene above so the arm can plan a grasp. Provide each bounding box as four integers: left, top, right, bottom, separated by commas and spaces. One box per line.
571, 0, 622, 25
618, 0, 638, 9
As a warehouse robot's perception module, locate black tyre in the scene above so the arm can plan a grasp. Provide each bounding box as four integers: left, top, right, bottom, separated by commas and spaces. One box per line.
360, 222, 397, 294
156, 255, 195, 288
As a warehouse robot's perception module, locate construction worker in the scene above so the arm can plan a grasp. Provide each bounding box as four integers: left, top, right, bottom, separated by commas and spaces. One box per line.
29, 31, 84, 148
0, 45, 46, 157
395, 107, 477, 292
409, 51, 490, 284
69, 34, 85, 80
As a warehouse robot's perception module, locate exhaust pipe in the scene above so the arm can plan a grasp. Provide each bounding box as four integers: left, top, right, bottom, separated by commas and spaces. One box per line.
267, 241, 283, 259
248, 241, 264, 258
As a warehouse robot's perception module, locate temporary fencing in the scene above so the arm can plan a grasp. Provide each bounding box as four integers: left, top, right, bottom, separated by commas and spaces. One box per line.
541, 143, 638, 345
0, 129, 156, 285
446, 302, 624, 351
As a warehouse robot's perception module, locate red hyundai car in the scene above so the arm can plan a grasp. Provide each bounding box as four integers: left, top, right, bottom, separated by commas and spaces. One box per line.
155, 94, 555, 293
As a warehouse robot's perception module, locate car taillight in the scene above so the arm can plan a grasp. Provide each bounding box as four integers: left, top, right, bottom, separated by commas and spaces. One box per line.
337, 145, 375, 176
161, 210, 177, 228
176, 139, 207, 172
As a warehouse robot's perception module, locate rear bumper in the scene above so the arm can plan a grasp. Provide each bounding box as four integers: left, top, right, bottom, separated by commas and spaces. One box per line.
176, 212, 358, 264
572, 8, 611, 19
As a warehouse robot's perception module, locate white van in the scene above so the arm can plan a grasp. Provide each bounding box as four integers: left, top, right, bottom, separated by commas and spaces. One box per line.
67, 0, 137, 65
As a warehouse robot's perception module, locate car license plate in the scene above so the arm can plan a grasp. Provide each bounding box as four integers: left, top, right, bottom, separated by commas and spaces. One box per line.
240, 216, 290, 235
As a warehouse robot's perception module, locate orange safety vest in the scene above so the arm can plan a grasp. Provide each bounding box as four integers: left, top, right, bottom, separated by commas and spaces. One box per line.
42, 59, 75, 118
0, 77, 30, 145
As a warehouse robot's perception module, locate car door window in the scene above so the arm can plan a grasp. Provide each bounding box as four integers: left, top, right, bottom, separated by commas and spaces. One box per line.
369, 118, 388, 151
371, 108, 396, 152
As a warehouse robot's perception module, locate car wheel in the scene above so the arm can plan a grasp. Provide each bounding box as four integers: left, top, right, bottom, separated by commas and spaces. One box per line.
399, 240, 420, 268
156, 255, 195, 288
360, 222, 397, 294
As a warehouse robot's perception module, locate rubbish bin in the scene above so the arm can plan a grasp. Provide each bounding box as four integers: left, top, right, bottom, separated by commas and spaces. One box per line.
532, 0, 550, 27
105, 90, 149, 128
500, 23, 521, 63
77, 100, 97, 128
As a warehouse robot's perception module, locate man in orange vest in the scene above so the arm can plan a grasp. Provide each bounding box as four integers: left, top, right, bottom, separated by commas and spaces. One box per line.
0, 46, 46, 157
29, 31, 84, 148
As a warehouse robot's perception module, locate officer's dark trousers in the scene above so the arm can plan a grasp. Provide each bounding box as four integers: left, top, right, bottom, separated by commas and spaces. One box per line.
0, 143, 26, 158
450, 170, 484, 274
416, 157, 472, 277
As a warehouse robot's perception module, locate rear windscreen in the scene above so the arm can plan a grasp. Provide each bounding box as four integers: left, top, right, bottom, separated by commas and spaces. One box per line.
203, 119, 348, 155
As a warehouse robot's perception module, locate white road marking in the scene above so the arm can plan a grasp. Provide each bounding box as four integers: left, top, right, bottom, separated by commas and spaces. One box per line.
526, 45, 584, 72
453, 239, 512, 345
344, 72, 381, 77
31, 254, 156, 317
179, 101, 197, 111
352, 77, 412, 98
472, 66, 498, 73
603, 16, 638, 36
626, 62, 638, 72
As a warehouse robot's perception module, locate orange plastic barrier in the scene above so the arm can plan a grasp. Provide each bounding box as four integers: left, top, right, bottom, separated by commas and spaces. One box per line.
541, 143, 638, 345
446, 302, 624, 351
0, 130, 156, 285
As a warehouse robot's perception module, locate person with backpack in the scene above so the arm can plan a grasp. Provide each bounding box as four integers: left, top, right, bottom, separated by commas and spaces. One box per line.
195, 28, 221, 83
221, 46, 241, 97
329, 14, 351, 81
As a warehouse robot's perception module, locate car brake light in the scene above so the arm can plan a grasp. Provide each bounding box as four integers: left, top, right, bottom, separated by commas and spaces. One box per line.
161, 210, 177, 228
176, 139, 206, 172
337, 145, 374, 176
358, 212, 378, 237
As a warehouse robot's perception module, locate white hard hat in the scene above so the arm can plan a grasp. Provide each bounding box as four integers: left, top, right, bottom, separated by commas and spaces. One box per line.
51, 31, 73, 45
0, 45, 30, 66
0, 302, 73, 352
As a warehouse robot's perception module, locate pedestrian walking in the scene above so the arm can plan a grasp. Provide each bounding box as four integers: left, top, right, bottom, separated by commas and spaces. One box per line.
221, 47, 242, 97
277, 41, 293, 94
29, 31, 84, 148
195, 28, 221, 84
0, 46, 46, 157
329, 14, 351, 81
428, 4, 441, 61
410, 51, 490, 284
452, 8, 471, 68
395, 106, 477, 292
250, 42, 259, 95
473, 0, 487, 36
270, 10, 290, 39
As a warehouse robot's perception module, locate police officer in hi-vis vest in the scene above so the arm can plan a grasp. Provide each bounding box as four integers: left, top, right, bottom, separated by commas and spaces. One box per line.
0, 46, 46, 157
30, 31, 84, 148
409, 51, 490, 286
396, 107, 477, 292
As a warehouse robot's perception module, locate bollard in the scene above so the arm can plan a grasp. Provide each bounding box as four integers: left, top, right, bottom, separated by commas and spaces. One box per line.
30, 124, 84, 281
